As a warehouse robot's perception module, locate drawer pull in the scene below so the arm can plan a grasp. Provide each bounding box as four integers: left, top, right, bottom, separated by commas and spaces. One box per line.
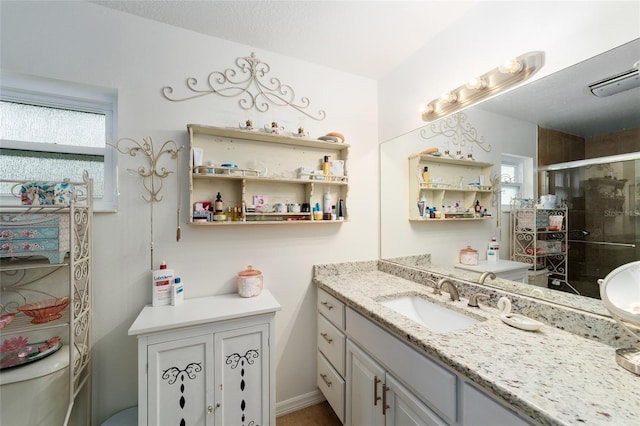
382, 384, 389, 415
320, 332, 333, 344
320, 301, 334, 310
320, 373, 332, 387
374, 376, 381, 406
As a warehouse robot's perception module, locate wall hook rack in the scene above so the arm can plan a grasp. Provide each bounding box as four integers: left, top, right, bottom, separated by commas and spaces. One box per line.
111, 137, 182, 203
110, 137, 184, 268
162, 52, 327, 121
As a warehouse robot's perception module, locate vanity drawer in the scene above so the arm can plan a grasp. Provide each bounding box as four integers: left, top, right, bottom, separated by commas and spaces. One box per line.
317, 350, 345, 423
317, 288, 345, 329
317, 313, 346, 376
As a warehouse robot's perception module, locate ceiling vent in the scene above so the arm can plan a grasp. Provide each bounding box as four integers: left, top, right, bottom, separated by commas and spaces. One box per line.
589, 66, 640, 97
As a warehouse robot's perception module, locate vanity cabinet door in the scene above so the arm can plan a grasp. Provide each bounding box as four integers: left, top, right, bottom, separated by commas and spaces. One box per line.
460, 382, 531, 426
147, 334, 214, 426
215, 324, 271, 426
346, 340, 385, 426
385, 374, 447, 426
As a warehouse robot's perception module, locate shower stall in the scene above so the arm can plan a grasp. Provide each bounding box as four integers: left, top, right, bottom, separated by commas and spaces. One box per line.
541, 153, 639, 298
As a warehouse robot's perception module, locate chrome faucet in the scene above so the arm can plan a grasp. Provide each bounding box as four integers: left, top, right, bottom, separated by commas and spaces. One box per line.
434, 278, 460, 301
468, 293, 490, 307
478, 271, 496, 285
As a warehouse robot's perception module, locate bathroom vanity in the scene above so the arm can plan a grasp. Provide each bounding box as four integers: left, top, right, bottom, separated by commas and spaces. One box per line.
314, 261, 640, 426
129, 291, 281, 426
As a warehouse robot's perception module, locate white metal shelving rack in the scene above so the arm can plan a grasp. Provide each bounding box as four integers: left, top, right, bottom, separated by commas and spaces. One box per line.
0, 173, 93, 425
510, 198, 568, 288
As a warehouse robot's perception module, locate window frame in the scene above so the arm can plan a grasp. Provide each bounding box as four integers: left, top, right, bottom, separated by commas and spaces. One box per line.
0, 72, 118, 211
500, 154, 533, 208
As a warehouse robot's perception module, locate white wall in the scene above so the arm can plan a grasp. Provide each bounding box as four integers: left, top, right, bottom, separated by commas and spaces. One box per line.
1, 1, 378, 423
379, 1, 640, 142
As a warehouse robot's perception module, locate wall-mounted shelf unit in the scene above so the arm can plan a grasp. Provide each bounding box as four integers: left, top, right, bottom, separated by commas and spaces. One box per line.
188, 125, 349, 225
510, 200, 568, 287
408, 155, 494, 221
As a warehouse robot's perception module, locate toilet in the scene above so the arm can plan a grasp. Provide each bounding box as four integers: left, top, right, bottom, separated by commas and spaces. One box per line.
101, 406, 138, 426
0, 346, 70, 426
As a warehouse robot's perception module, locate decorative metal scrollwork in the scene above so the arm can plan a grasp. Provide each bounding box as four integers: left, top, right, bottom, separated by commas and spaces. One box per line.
110, 137, 182, 203
162, 52, 326, 121
420, 112, 491, 152
225, 349, 260, 369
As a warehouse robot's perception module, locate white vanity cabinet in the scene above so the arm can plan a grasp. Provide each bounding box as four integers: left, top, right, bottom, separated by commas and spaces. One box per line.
347, 340, 445, 426
129, 291, 281, 426
344, 307, 532, 426
316, 289, 346, 423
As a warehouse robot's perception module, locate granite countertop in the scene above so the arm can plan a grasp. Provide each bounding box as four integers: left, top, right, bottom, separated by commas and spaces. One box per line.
314, 266, 639, 426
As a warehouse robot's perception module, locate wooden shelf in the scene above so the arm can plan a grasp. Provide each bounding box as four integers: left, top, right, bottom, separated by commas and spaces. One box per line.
188, 125, 349, 225
408, 154, 495, 221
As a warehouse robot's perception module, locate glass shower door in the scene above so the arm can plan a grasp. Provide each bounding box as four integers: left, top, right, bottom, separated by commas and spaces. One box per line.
544, 155, 639, 298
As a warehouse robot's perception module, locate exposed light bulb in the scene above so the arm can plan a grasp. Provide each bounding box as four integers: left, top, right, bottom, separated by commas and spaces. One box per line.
466, 77, 487, 90
499, 58, 523, 74
421, 104, 435, 114
440, 92, 458, 104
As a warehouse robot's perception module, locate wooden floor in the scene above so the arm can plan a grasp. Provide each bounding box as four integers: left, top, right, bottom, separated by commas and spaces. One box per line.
276, 401, 342, 426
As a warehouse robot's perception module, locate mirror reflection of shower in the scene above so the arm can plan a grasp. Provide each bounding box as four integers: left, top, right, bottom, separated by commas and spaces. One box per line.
543, 153, 639, 298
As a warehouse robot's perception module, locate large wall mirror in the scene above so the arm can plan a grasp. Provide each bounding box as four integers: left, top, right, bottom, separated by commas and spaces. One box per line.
380, 39, 640, 318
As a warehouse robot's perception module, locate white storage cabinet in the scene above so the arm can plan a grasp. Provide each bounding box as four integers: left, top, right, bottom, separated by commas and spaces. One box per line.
129, 291, 281, 426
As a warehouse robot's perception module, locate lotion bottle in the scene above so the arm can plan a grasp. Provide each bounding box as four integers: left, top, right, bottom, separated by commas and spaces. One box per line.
323, 189, 332, 220
152, 261, 174, 307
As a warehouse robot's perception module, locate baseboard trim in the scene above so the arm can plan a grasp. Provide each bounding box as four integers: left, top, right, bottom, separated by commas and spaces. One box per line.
276, 389, 326, 417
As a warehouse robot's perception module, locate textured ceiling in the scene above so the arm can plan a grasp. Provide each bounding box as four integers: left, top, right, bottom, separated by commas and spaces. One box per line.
89, 0, 476, 79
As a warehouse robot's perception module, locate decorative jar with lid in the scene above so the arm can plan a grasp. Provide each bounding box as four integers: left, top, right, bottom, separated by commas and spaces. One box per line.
459, 246, 479, 266
237, 265, 263, 298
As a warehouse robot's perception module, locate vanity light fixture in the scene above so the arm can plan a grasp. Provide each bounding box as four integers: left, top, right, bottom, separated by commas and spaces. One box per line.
421, 51, 545, 122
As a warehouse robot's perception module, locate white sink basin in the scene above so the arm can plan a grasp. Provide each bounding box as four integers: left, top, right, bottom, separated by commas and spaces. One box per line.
379, 295, 480, 333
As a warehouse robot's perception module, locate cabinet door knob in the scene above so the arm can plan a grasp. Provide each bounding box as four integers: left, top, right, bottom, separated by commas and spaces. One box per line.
320, 301, 333, 310
207, 405, 214, 414
320, 373, 332, 387
374, 376, 382, 406
320, 332, 333, 344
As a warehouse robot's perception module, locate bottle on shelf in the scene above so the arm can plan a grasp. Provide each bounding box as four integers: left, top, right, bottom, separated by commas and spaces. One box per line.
338, 199, 346, 220
214, 192, 226, 221
323, 189, 332, 220
322, 155, 331, 181
422, 166, 430, 187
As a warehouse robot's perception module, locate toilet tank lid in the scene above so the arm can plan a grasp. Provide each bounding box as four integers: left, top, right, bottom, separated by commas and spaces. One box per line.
0, 346, 68, 385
